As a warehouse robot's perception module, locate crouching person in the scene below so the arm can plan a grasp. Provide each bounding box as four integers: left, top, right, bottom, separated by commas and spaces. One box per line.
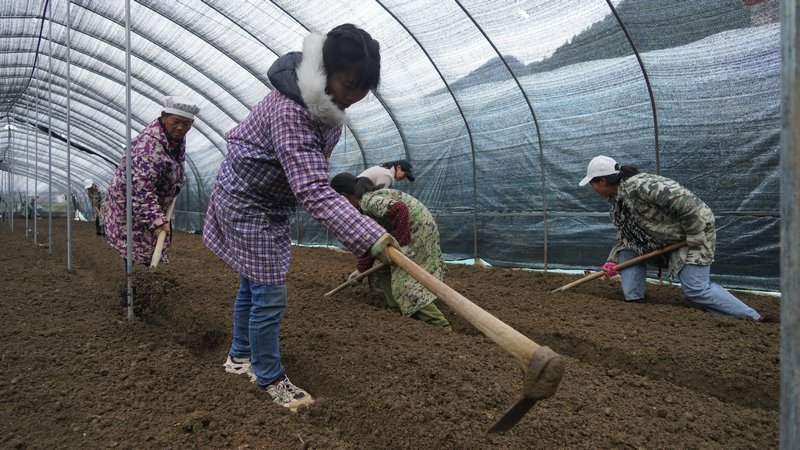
579, 155, 767, 321
331, 173, 452, 331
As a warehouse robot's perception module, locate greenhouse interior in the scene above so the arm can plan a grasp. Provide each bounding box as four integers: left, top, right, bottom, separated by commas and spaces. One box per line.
1, 0, 797, 449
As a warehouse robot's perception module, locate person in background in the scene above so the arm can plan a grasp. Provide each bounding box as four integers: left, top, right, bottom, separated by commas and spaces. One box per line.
358, 159, 415, 188
331, 173, 451, 330
203, 24, 400, 412
579, 155, 768, 321
85, 179, 105, 236
26, 196, 39, 219
70, 194, 81, 221
103, 96, 199, 267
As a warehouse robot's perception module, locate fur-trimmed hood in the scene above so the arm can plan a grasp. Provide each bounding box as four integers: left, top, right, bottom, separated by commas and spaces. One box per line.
267, 32, 346, 127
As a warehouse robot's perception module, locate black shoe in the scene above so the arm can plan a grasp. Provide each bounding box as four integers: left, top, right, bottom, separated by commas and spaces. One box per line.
757, 314, 777, 323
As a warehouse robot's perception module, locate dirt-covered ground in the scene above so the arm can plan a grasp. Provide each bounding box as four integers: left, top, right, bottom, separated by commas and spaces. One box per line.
0, 219, 780, 449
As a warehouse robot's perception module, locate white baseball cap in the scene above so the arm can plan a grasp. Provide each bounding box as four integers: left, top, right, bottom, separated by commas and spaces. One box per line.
579, 155, 620, 186
162, 96, 200, 120
84, 178, 94, 189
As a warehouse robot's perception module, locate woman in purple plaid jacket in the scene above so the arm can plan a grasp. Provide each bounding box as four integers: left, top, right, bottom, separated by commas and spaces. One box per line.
203, 24, 399, 411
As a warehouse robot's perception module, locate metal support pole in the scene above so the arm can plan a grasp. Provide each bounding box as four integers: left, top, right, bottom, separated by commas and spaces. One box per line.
1, 171, 4, 224
25, 106, 29, 238
124, 0, 134, 320
1, 170, 4, 224
65, 0, 73, 271
7, 116, 12, 233
46, 1, 53, 253
780, 0, 800, 447
34, 77, 39, 245
3, 170, 6, 225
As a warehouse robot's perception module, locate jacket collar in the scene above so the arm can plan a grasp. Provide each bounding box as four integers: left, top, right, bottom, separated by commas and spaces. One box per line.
296, 32, 347, 127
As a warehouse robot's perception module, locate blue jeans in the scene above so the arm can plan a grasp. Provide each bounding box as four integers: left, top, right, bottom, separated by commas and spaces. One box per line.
617, 250, 760, 319
229, 276, 287, 388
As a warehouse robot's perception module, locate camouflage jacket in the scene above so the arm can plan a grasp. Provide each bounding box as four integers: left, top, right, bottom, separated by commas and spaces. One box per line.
608, 173, 716, 278
358, 188, 444, 316
87, 188, 105, 217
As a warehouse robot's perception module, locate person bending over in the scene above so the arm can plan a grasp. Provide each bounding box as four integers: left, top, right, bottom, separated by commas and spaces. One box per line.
358, 159, 415, 188
104, 96, 199, 268
331, 172, 451, 330
579, 155, 766, 321
204, 24, 399, 412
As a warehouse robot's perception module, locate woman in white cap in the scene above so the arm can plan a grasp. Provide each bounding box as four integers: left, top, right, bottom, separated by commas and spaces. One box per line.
84, 179, 105, 236
103, 96, 199, 268
579, 155, 768, 321
204, 24, 400, 412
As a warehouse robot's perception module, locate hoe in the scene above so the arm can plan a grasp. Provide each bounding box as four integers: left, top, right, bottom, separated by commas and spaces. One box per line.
384, 247, 565, 433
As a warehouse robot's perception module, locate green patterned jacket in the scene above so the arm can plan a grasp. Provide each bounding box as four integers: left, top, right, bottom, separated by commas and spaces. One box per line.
608, 173, 716, 278
360, 188, 444, 316
87, 188, 105, 220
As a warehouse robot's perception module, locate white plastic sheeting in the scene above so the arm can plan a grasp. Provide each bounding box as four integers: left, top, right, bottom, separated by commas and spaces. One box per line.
0, 0, 782, 289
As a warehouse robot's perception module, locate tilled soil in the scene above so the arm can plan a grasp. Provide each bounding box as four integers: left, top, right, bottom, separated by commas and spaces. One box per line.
0, 219, 780, 449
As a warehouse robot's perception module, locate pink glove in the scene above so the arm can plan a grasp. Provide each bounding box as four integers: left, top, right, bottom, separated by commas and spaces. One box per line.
602, 262, 618, 278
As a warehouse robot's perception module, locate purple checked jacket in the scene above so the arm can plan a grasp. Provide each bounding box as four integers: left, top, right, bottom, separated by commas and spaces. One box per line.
203, 32, 385, 285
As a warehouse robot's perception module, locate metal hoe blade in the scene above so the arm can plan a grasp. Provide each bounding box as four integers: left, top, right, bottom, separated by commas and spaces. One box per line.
487, 346, 565, 434
488, 398, 538, 433
385, 249, 566, 434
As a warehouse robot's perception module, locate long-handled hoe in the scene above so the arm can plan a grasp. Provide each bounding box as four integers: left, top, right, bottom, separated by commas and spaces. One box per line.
550, 241, 688, 294
383, 247, 565, 433
125, 198, 177, 318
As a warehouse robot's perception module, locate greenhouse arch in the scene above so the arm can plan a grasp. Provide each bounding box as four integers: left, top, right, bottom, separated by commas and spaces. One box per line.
1, 1, 798, 448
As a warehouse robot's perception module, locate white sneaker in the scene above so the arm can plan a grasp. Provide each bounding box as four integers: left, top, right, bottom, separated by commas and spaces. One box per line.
223, 355, 256, 383
265, 375, 315, 412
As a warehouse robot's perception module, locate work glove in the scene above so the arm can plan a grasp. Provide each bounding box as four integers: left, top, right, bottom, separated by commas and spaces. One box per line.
400, 245, 415, 260
370, 233, 400, 265
348, 270, 362, 285
601, 261, 618, 278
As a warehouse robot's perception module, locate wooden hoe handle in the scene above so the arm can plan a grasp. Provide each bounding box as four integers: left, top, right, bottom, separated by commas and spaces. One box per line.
550, 241, 688, 293
149, 198, 177, 269
324, 262, 387, 297
386, 247, 565, 433
387, 247, 539, 366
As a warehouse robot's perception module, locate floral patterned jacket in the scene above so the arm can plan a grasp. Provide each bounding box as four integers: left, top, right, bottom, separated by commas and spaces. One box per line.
103, 118, 185, 263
